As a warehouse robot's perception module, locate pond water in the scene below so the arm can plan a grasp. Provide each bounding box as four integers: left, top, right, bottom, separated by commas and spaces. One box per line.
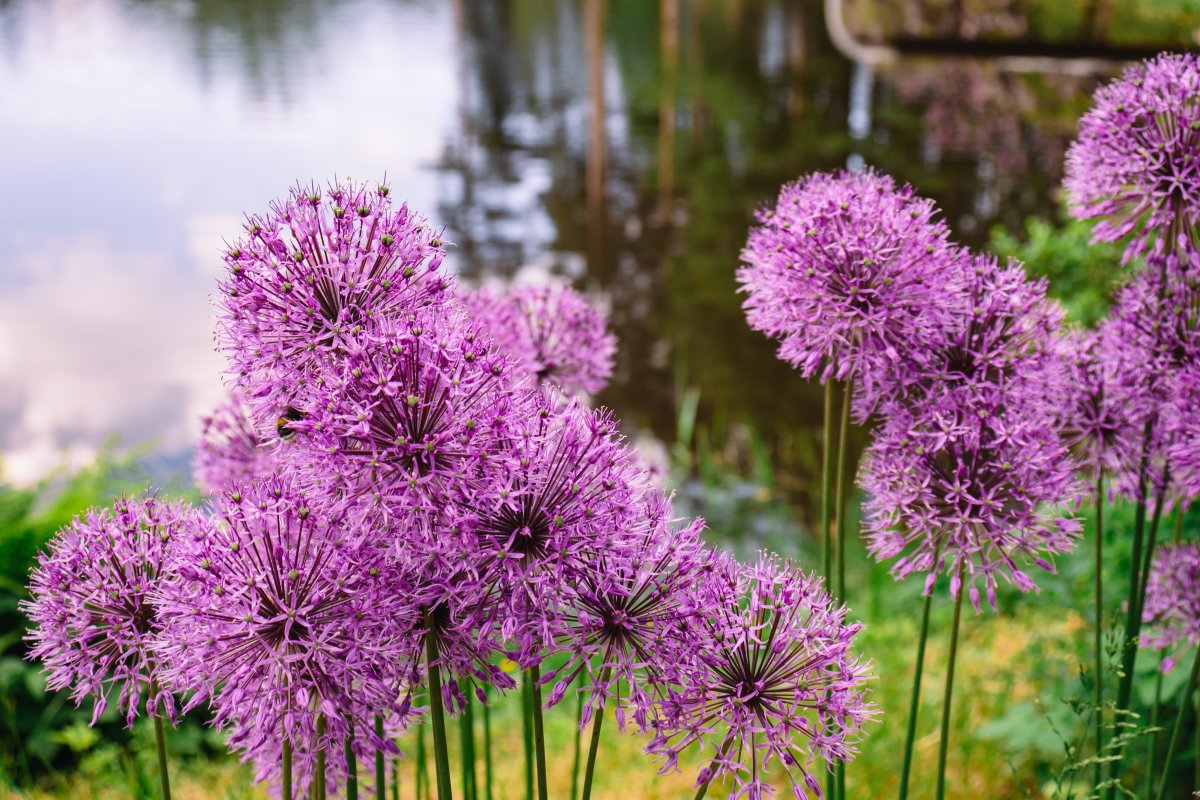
0, 0, 1181, 493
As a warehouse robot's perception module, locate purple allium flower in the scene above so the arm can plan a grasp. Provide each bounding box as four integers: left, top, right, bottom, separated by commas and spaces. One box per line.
1140, 541, 1200, 672
648, 554, 876, 800
216, 179, 449, 423
541, 491, 709, 732
1059, 328, 1142, 484
23, 495, 199, 726
1166, 357, 1200, 503
194, 392, 280, 494
860, 255, 1083, 608
464, 281, 617, 397
1064, 53, 1200, 263
292, 303, 518, 511
156, 475, 412, 789
737, 168, 961, 412
456, 391, 643, 664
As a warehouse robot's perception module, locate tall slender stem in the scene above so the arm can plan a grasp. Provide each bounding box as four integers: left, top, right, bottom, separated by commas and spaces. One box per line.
283, 724, 293, 800
150, 682, 171, 800
460, 692, 477, 800
934, 568, 966, 800
375, 715, 386, 800
833, 378, 852, 800
898, 589, 934, 800
1155, 649, 1200, 800
1093, 476, 1104, 793
571, 681, 584, 800
528, 666, 549, 800
425, 631, 454, 800
580, 667, 612, 800
346, 717, 359, 800
821, 380, 835, 583
317, 714, 327, 800
522, 675, 534, 800
1145, 664, 1165, 798
416, 713, 428, 800
692, 736, 735, 800
482, 690, 493, 800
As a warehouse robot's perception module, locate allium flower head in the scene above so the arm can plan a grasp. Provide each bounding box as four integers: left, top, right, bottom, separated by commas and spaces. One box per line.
216, 179, 449, 422
464, 281, 617, 397
1167, 357, 1200, 503
648, 554, 876, 800
1064, 53, 1200, 263
1141, 541, 1200, 672
23, 495, 200, 725
737, 168, 961, 412
1059, 328, 1142, 484
541, 491, 708, 731
860, 255, 1083, 608
194, 392, 281, 494
156, 474, 413, 783
456, 391, 643, 663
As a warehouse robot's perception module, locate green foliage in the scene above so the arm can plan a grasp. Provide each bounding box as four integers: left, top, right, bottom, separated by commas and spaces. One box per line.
988, 213, 1124, 327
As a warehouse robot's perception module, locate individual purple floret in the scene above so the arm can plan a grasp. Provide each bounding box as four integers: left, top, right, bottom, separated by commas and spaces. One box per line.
737, 168, 962, 414
216, 179, 450, 425
194, 392, 280, 494
541, 490, 708, 732
860, 255, 1083, 608
155, 474, 413, 794
455, 391, 643, 665
23, 495, 199, 726
648, 553, 876, 800
1064, 52, 1200, 264
463, 281, 617, 398
1141, 541, 1200, 673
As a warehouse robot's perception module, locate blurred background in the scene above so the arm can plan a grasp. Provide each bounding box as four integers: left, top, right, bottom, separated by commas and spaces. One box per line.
1, 0, 1199, 797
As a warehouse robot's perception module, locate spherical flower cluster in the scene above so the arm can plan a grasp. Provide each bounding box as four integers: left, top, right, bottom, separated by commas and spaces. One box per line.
155, 475, 414, 780
1140, 541, 1200, 672
1064, 52, 1200, 264
464, 281, 617, 397
216, 179, 449, 423
194, 392, 280, 494
23, 496, 199, 725
737, 168, 961, 413
860, 255, 1083, 607
648, 554, 876, 800
1060, 328, 1143, 484
1166, 357, 1200, 502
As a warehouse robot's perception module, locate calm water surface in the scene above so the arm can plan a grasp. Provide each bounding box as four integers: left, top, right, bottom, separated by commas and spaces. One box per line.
0, 0, 1172, 495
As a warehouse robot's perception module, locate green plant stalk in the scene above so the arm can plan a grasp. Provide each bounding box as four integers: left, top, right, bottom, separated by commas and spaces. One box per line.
692, 736, 734, 800
580, 666, 612, 800
461, 692, 477, 800
523, 675, 534, 800
425, 632, 454, 800
150, 681, 171, 800
1145, 663, 1165, 798
821, 379, 835, 584
1093, 476, 1104, 793
376, 715, 386, 800
317, 714, 327, 800
1155, 649, 1200, 800
529, 666, 549, 800
482, 690, 494, 800
833, 377, 852, 800
571, 681, 583, 800
934, 568, 966, 800
416, 713, 427, 800
283, 725, 293, 800
898, 589, 934, 800
346, 717, 358, 800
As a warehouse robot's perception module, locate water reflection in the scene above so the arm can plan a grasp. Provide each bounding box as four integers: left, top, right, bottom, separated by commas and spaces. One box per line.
0, 0, 1193, 498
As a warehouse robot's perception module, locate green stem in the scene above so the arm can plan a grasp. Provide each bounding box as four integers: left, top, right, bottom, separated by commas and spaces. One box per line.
346, 717, 358, 800
833, 377, 852, 800
898, 589, 934, 800
416, 713, 427, 800
283, 724, 293, 800
150, 682, 171, 800
580, 667, 612, 800
317, 715, 327, 800
522, 675, 534, 800
934, 567, 966, 800
1155, 649, 1200, 800
1145, 664, 1165, 798
460, 692, 477, 800
528, 666, 549, 800
482, 690, 493, 800
571, 681, 583, 800
375, 715, 385, 800
1093, 476, 1104, 793
693, 737, 735, 800
821, 380, 835, 584
425, 631, 454, 800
